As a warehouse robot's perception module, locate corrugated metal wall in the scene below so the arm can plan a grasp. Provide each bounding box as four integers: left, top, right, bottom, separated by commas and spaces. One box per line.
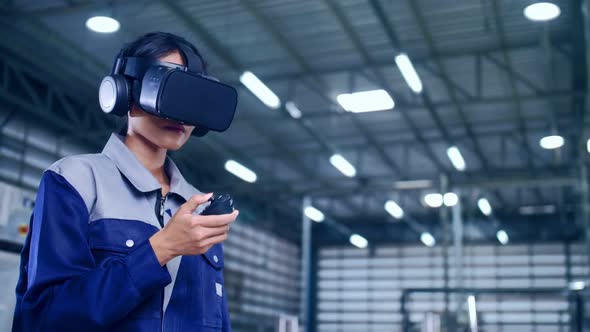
317, 243, 588, 332
224, 222, 301, 332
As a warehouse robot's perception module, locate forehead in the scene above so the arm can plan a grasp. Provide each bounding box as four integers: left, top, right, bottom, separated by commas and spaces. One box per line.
158, 51, 184, 66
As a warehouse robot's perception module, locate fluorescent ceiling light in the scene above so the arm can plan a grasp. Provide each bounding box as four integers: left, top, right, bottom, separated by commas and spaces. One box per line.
86, 16, 120, 33
467, 295, 478, 331
424, 193, 443, 208
587, 138, 590, 153
519, 204, 556, 215
496, 229, 509, 245
446, 146, 466, 171
395, 53, 423, 94
240, 71, 281, 109
349, 234, 368, 249
224, 160, 257, 183
443, 192, 459, 207
477, 198, 492, 216
393, 179, 433, 190
384, 200, 404, 219
539, 135, 564, 149
524, 2, 560, 22
285, 101, 302, 119
304, 206, 325, 222
329, 154, 357, 177
336, 89, 394, 113
420, 232, 436, 247
569, 281, 586, 291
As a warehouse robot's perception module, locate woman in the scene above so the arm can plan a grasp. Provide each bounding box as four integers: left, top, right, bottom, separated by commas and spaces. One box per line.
12, 32, 238, 331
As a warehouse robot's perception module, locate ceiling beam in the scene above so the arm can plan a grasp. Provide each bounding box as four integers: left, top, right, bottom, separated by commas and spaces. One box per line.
245, 35, 570, 84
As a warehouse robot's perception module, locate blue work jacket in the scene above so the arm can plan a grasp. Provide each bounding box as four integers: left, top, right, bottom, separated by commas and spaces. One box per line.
12, 133, 231, 331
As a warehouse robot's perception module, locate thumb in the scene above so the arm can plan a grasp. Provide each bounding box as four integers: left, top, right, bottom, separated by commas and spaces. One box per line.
179, 193, 213, 214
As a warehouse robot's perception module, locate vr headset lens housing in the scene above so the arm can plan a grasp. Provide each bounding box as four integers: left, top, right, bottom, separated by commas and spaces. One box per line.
140, 65, 237, 132
99, 56, 238, 136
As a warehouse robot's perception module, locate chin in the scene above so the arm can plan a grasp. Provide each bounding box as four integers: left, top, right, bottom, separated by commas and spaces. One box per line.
162, 137, 188, 151
155, 131, 190, 151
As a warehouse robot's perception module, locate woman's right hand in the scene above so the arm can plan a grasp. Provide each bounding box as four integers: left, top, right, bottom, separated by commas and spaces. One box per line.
149, 193, 238, 266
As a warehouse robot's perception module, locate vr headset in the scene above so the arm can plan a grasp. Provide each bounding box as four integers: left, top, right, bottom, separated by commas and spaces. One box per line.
98, 49, 238, 137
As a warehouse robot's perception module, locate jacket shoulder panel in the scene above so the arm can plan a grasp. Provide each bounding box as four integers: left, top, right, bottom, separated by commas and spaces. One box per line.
46, 154, 111, 214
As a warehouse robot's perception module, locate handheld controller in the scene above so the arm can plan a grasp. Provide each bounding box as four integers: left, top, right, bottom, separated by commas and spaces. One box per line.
200, 194, 234, 215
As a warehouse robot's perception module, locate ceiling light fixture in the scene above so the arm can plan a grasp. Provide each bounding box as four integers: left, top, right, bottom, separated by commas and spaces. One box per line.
424, 193, 443, 208
420, 232, 436, 247
384, 200, 404, 219
496, 229, 509, 245
304, 206, 325, 222
224, 160, 257, 183
540, 135, 564, 149
285, 101, 302, 119
395, 53, 423, 94
337, 89, 394, 113
329, 154, 357, 178
349, 234, 368, 248
447, 146, 466, 171
240, 71, 281, 109
443, 192, 459, 207
478, 198, 492, 216
86, 16, 120, 33
524, 2, 561, 22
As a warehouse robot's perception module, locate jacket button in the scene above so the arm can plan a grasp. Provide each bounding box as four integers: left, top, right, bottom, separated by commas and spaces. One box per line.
126, 239, 134, 247
213, 255, 219, 263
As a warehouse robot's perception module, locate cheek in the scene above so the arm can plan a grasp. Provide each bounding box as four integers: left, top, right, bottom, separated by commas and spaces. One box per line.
185, 125, 196, 135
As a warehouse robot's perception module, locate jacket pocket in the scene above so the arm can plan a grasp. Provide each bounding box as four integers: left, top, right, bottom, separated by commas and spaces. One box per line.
200, 244, 225, 328
88, 218, 162, 319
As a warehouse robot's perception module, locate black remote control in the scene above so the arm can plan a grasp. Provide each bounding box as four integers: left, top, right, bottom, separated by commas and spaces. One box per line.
200, 194, 234, 215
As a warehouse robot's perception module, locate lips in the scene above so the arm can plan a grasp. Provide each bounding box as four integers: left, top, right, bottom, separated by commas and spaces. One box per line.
163, 124, 185, 133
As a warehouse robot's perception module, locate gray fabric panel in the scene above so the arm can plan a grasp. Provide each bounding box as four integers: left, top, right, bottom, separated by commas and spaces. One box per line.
46, 154, 102, 214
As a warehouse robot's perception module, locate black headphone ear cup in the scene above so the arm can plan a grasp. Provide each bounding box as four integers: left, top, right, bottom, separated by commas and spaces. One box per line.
131, 79, 141, 108
98, 74, 130, 116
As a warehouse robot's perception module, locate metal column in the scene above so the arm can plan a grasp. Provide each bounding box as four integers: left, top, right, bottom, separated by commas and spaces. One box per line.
439, 174, 450, 310
580, 165, 590, 278
300, 196, 314, 332
581, 0, 590, 281
451, 193, 464, 313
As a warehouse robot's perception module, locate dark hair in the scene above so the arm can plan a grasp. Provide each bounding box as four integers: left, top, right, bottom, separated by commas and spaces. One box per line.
117, 32, 208, 136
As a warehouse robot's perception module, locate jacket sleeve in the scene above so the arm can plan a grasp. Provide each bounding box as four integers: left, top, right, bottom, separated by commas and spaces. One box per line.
17, 170, 171, 331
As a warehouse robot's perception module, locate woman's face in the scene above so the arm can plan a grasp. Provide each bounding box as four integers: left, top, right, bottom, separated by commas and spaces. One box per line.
127, 51, 196, 151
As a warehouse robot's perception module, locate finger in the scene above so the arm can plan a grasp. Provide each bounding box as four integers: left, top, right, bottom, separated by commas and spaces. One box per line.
190, 210, 239, 227
178, 193, 213, 214
199, 232, 228, 248
198, 225, 230, 239
200, 244, 213, 254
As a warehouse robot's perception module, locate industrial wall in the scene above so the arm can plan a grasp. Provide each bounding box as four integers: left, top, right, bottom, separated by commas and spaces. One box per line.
223, 220, 301, 332
316, 243, 589, 331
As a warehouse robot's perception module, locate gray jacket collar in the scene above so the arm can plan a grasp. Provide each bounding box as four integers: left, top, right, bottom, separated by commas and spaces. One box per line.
101, 133, 197, 201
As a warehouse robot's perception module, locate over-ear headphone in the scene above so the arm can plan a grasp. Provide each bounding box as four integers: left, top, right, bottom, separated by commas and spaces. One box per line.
98, 51, 132, 117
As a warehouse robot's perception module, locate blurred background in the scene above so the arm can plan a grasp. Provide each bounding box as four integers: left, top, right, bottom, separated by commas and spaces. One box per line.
1, 0, 589, 331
